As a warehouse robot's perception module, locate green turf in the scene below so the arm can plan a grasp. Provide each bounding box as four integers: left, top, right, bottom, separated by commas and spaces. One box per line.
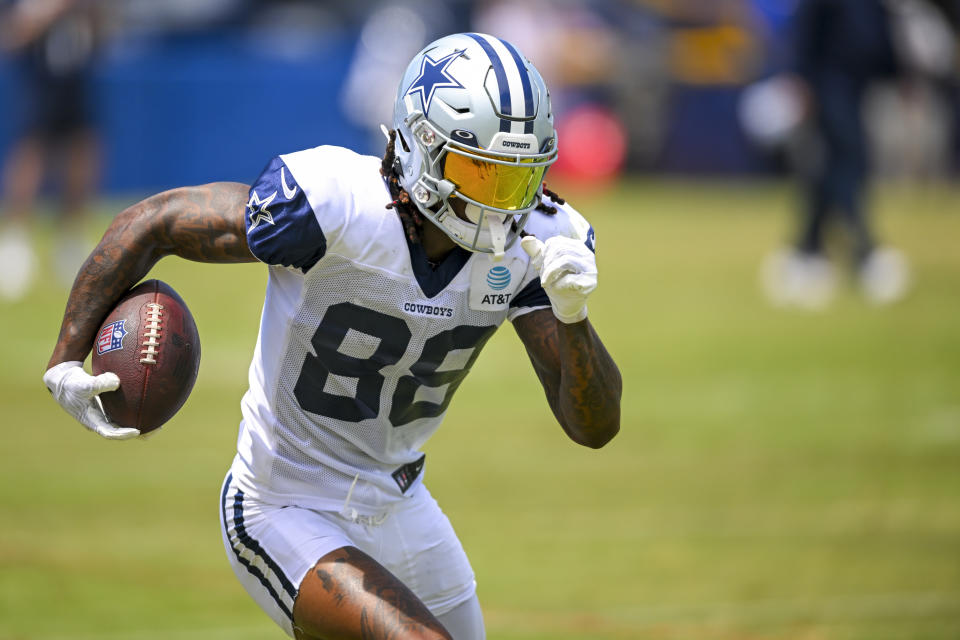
1, 180, 958, 639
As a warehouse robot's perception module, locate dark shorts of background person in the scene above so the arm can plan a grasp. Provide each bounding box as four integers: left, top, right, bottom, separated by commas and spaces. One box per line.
16, 50, 96, 141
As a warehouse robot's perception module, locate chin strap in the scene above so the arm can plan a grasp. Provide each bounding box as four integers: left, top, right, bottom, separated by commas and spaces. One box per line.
484, 214, 508, 260
437, 204, 512, 258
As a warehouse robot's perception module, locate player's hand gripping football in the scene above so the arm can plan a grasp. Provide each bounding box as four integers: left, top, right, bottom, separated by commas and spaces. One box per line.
42, 361, 140, 440
521, 235, 597, 324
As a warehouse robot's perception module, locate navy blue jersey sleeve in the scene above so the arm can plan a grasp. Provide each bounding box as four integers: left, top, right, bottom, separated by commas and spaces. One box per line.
509, 276, 551, 310
245, 156, 327, 271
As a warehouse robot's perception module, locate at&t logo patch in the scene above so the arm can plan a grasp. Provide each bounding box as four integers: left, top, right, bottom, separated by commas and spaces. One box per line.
486, 266, 511, 290
470, 256, 521, 311
96, 320, 128, 355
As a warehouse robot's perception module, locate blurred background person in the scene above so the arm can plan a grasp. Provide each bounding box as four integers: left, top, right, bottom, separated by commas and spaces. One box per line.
339, 0, 466, 152
761, 0, 905, 308
759, 0, 956, 309
870, 0, 958, 182
0, 0, 105, 300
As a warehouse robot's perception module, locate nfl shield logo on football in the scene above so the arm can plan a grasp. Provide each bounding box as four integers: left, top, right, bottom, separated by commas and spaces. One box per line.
96, 320, 128, 355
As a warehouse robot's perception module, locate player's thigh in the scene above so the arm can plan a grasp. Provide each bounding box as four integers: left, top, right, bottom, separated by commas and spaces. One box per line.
220, 472, 453, 639
220, 474, 352, 636
376, 485, 479, 620
293, 546, 451, 640
294, 486, 477, 640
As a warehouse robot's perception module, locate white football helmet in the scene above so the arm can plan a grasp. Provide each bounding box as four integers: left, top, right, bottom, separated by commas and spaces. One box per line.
391, 32, 558, 257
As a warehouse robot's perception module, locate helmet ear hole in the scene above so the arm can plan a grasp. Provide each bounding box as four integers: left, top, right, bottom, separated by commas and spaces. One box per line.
397, 130, 410, 153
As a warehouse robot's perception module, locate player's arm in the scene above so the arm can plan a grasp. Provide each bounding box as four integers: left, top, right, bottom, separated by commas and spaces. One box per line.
513, 234, 621, 448
513, 309, 621, 448
48, 182, 253, 368
44, 182, 253, 438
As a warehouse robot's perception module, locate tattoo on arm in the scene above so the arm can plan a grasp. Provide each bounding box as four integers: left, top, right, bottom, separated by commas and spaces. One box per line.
514, 309, 622, 447
515, 309, 565, 424
157, 183, 256, 263
556, 319, 621, 437
47, 182, 253, 368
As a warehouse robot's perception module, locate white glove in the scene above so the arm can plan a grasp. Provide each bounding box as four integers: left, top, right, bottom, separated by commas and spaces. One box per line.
521, 235, 597, 324
43, 361, 140, 440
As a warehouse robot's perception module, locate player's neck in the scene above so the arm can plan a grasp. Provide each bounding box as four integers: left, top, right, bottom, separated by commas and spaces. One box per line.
421, 222, 458, 265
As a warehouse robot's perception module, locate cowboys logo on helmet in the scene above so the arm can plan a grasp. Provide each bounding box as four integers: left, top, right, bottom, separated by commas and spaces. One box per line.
391, 32, 558, 258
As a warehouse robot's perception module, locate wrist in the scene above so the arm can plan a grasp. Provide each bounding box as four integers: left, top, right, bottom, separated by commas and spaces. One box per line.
552, 302, 588, 324
44, 360, 83, 377
48, 338, 89, 370
42, 360, 83, 395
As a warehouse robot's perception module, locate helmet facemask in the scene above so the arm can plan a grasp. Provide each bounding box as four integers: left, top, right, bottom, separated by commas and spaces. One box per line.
396, 109, 556, 258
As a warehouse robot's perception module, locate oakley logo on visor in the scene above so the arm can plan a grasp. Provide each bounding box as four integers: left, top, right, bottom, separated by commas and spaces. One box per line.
451, 129, 480, 147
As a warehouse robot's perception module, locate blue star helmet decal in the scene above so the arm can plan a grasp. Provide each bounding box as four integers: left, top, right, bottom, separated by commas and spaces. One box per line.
405, 49, 465, 116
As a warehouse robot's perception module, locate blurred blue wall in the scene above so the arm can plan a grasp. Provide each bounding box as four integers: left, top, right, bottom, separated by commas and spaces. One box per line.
0, 24, 778, 193
0, 30, 371, 194
2, 20, 953, 194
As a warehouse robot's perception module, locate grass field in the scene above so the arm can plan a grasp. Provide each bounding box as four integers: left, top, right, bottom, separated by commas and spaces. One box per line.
1, 179, 958, 640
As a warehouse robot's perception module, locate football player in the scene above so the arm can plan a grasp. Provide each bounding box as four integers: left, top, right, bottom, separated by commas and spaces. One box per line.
43, 33, 621, 640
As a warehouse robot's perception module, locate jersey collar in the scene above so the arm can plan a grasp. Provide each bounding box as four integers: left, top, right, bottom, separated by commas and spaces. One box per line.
405, 237, 472, 298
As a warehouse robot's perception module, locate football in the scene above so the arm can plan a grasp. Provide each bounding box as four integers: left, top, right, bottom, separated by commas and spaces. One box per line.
90, 279, 201, 434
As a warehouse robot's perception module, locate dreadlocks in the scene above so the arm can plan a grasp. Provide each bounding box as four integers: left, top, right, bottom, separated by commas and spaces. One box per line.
380, 129, 561, 245
537, 183, 565, 215
381, 129, 425, 245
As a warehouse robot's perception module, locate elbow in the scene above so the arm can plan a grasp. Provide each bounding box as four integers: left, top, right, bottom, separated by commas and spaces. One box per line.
558, 369, 622, 449
576, 434, 617, 450
565, 414, 620, 450
586, 422, 620, 449
103, 200, 164, 260
576, 375, 622, 449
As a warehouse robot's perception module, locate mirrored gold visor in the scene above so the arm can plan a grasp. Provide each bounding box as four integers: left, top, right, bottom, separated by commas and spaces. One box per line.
443, 150, 548, 211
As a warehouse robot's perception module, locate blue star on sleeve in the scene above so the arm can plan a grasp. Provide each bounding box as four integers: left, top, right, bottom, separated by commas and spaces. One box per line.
245, 157, 327, 271
246, 189, 277, 230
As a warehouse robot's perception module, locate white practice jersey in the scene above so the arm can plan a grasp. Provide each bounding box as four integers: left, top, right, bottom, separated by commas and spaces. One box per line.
231, 145, 595, 514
